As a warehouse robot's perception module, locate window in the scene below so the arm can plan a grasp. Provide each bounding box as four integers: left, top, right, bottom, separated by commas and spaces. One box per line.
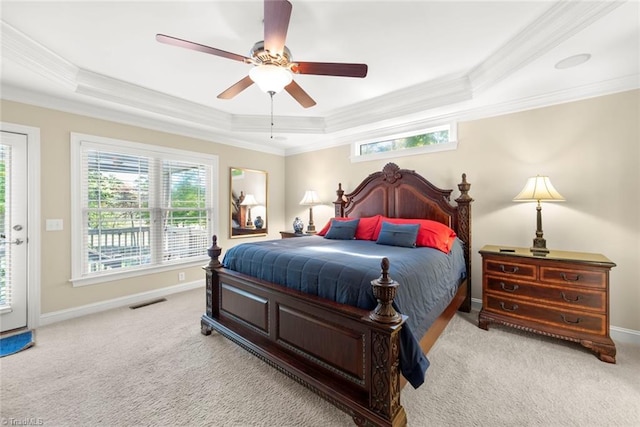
352, 123, 457, 162
71, 133, 218, 286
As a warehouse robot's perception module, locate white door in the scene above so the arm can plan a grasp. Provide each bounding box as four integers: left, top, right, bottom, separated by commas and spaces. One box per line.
0, 131, 28, 332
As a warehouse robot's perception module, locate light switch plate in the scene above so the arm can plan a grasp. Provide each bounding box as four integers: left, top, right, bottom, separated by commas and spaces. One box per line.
46, 219, 63, 231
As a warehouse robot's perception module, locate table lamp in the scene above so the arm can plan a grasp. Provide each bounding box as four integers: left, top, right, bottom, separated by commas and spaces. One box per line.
513, 175, 565, 254
299, 190, 322, 234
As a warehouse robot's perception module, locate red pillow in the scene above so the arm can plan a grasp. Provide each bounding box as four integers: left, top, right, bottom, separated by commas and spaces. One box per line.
373, 217, 457, 253
317, 215, 381, 240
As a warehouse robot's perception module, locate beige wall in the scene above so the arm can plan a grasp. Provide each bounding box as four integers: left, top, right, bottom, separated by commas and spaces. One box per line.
2, 90, 638, 331
285, 90, 640, 331
1, 100, 285, 314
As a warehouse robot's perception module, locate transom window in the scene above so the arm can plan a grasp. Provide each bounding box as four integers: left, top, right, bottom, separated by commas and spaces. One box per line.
70, 133, 218, 286
352, 123, 457, 162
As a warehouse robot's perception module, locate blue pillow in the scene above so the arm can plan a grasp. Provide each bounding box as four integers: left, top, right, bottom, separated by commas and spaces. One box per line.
376, 222, 420, 248
324, 218, 360, 240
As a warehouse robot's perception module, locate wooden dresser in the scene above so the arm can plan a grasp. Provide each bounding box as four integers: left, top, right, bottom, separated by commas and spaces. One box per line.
478, 245, 616, 363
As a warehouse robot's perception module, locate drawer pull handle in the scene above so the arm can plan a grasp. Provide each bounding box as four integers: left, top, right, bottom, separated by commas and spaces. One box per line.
560, 273, 582, 282
499, 265, 519, 274
499, 302, 519, 312
500, 282, 519, 292
560, 314, 582, 324
561, 292, 584, 303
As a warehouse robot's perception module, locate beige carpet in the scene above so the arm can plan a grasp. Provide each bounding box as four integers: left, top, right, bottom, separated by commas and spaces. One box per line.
1, 288, 638, 426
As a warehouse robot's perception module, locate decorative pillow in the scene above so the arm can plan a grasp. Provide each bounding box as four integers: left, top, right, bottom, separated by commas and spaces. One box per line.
317, 215, 381, 240
324, 218, 360, 240
373, 217, 457, 253
416, 219, 457, 253
375, 222, 420, 248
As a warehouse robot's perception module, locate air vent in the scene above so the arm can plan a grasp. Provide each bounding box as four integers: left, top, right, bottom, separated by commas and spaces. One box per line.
129, 298, 167, 310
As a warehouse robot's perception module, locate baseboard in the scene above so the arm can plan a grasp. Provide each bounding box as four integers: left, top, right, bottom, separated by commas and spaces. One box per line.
470, 297, 640, 345
39, 280, 204, 327
609, 326, 640, 345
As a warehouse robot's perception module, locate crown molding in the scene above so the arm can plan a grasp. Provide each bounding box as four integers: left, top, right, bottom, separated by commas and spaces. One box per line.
324, 72, 472, 133
285, 74, 639, 156
3, 73, 637, 159
468, 0, 625, 92
460, 74, 639, 123
75, 69, 233, 130
1, 20, 78, 90
0, 84, 286, 156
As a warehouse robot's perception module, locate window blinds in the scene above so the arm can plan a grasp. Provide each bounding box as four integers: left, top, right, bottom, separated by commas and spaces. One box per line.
0, 144, 12, 309
80, 146, 212, 276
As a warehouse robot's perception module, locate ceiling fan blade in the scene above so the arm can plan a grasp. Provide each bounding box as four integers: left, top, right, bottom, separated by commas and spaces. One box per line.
292, 62, 368, 78
156, 34, 250, 63
217, 76, 255, 100
284, 80, 316, 108
264, 0, 292, 55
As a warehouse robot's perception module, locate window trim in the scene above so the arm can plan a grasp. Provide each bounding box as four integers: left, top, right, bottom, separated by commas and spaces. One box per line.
350, 123, 458, 163
70, 132, 219, 287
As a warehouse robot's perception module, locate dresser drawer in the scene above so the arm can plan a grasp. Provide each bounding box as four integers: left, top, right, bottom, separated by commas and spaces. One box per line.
485, 277, 606, 312
484, 295, 606, 336
484, 259, 536, 280
540, 266, 607, 289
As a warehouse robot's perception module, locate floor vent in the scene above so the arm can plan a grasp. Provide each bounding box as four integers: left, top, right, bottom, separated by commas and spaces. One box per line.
129, 298, 167, 310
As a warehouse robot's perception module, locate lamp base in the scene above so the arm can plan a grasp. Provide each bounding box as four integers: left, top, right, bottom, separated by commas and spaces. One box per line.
306, 225, 317, 234
530, 237, 549, 255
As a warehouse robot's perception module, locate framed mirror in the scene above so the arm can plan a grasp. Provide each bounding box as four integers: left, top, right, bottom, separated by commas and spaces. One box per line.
230, 167, 268, 238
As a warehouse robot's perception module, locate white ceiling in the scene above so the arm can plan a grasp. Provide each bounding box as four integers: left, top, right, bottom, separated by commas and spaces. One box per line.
1, 1, 638, 155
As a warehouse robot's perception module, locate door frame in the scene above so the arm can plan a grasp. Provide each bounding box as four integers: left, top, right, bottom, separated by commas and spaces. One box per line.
0, 122, 41, 330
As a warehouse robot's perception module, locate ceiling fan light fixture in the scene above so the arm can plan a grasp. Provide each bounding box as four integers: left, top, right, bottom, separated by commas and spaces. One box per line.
249, 64, 293, 94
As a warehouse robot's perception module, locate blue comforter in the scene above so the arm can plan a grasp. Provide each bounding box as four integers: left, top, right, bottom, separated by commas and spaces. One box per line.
222, 236, 466, 388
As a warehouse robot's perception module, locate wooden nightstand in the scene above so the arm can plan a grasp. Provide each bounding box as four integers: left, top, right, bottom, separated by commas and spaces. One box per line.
478, 245, 616, 363
279, 230, 313, 239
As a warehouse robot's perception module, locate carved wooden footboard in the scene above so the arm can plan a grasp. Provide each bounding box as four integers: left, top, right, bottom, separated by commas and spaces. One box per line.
202, 244, 410, 426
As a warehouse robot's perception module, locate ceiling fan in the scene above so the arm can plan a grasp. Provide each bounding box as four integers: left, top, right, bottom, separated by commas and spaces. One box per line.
156, 0, 368, 109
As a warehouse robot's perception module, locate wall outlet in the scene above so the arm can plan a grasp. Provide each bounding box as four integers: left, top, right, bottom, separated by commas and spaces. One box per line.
178, 272, 186, 281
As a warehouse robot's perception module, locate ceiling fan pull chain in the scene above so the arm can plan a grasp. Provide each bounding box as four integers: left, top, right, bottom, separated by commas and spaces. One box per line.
269, 90, 275, 139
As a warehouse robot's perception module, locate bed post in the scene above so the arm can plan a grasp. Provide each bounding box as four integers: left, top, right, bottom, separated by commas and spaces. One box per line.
334, 182, 346, 217
357, 258, 407, 427
455, 174, 473, 312
202, 235, 222, 336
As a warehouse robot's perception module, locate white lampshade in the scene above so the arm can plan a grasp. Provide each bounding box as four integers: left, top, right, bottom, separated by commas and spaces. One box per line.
299, 190, 321, 206
240, 194, 259, 206
513, 176, 565, 202
249, 65, 293, 94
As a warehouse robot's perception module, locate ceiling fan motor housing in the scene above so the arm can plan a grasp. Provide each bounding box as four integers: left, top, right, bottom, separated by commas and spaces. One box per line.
251, 41, 292, 67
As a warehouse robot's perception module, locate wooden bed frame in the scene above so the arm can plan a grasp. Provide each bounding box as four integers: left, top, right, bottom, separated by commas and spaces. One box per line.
201, 163, 473, 426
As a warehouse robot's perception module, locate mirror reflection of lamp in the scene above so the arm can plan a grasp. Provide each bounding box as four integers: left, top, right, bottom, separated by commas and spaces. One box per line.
240, 194, 259, 229
299, 190, 322, 234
